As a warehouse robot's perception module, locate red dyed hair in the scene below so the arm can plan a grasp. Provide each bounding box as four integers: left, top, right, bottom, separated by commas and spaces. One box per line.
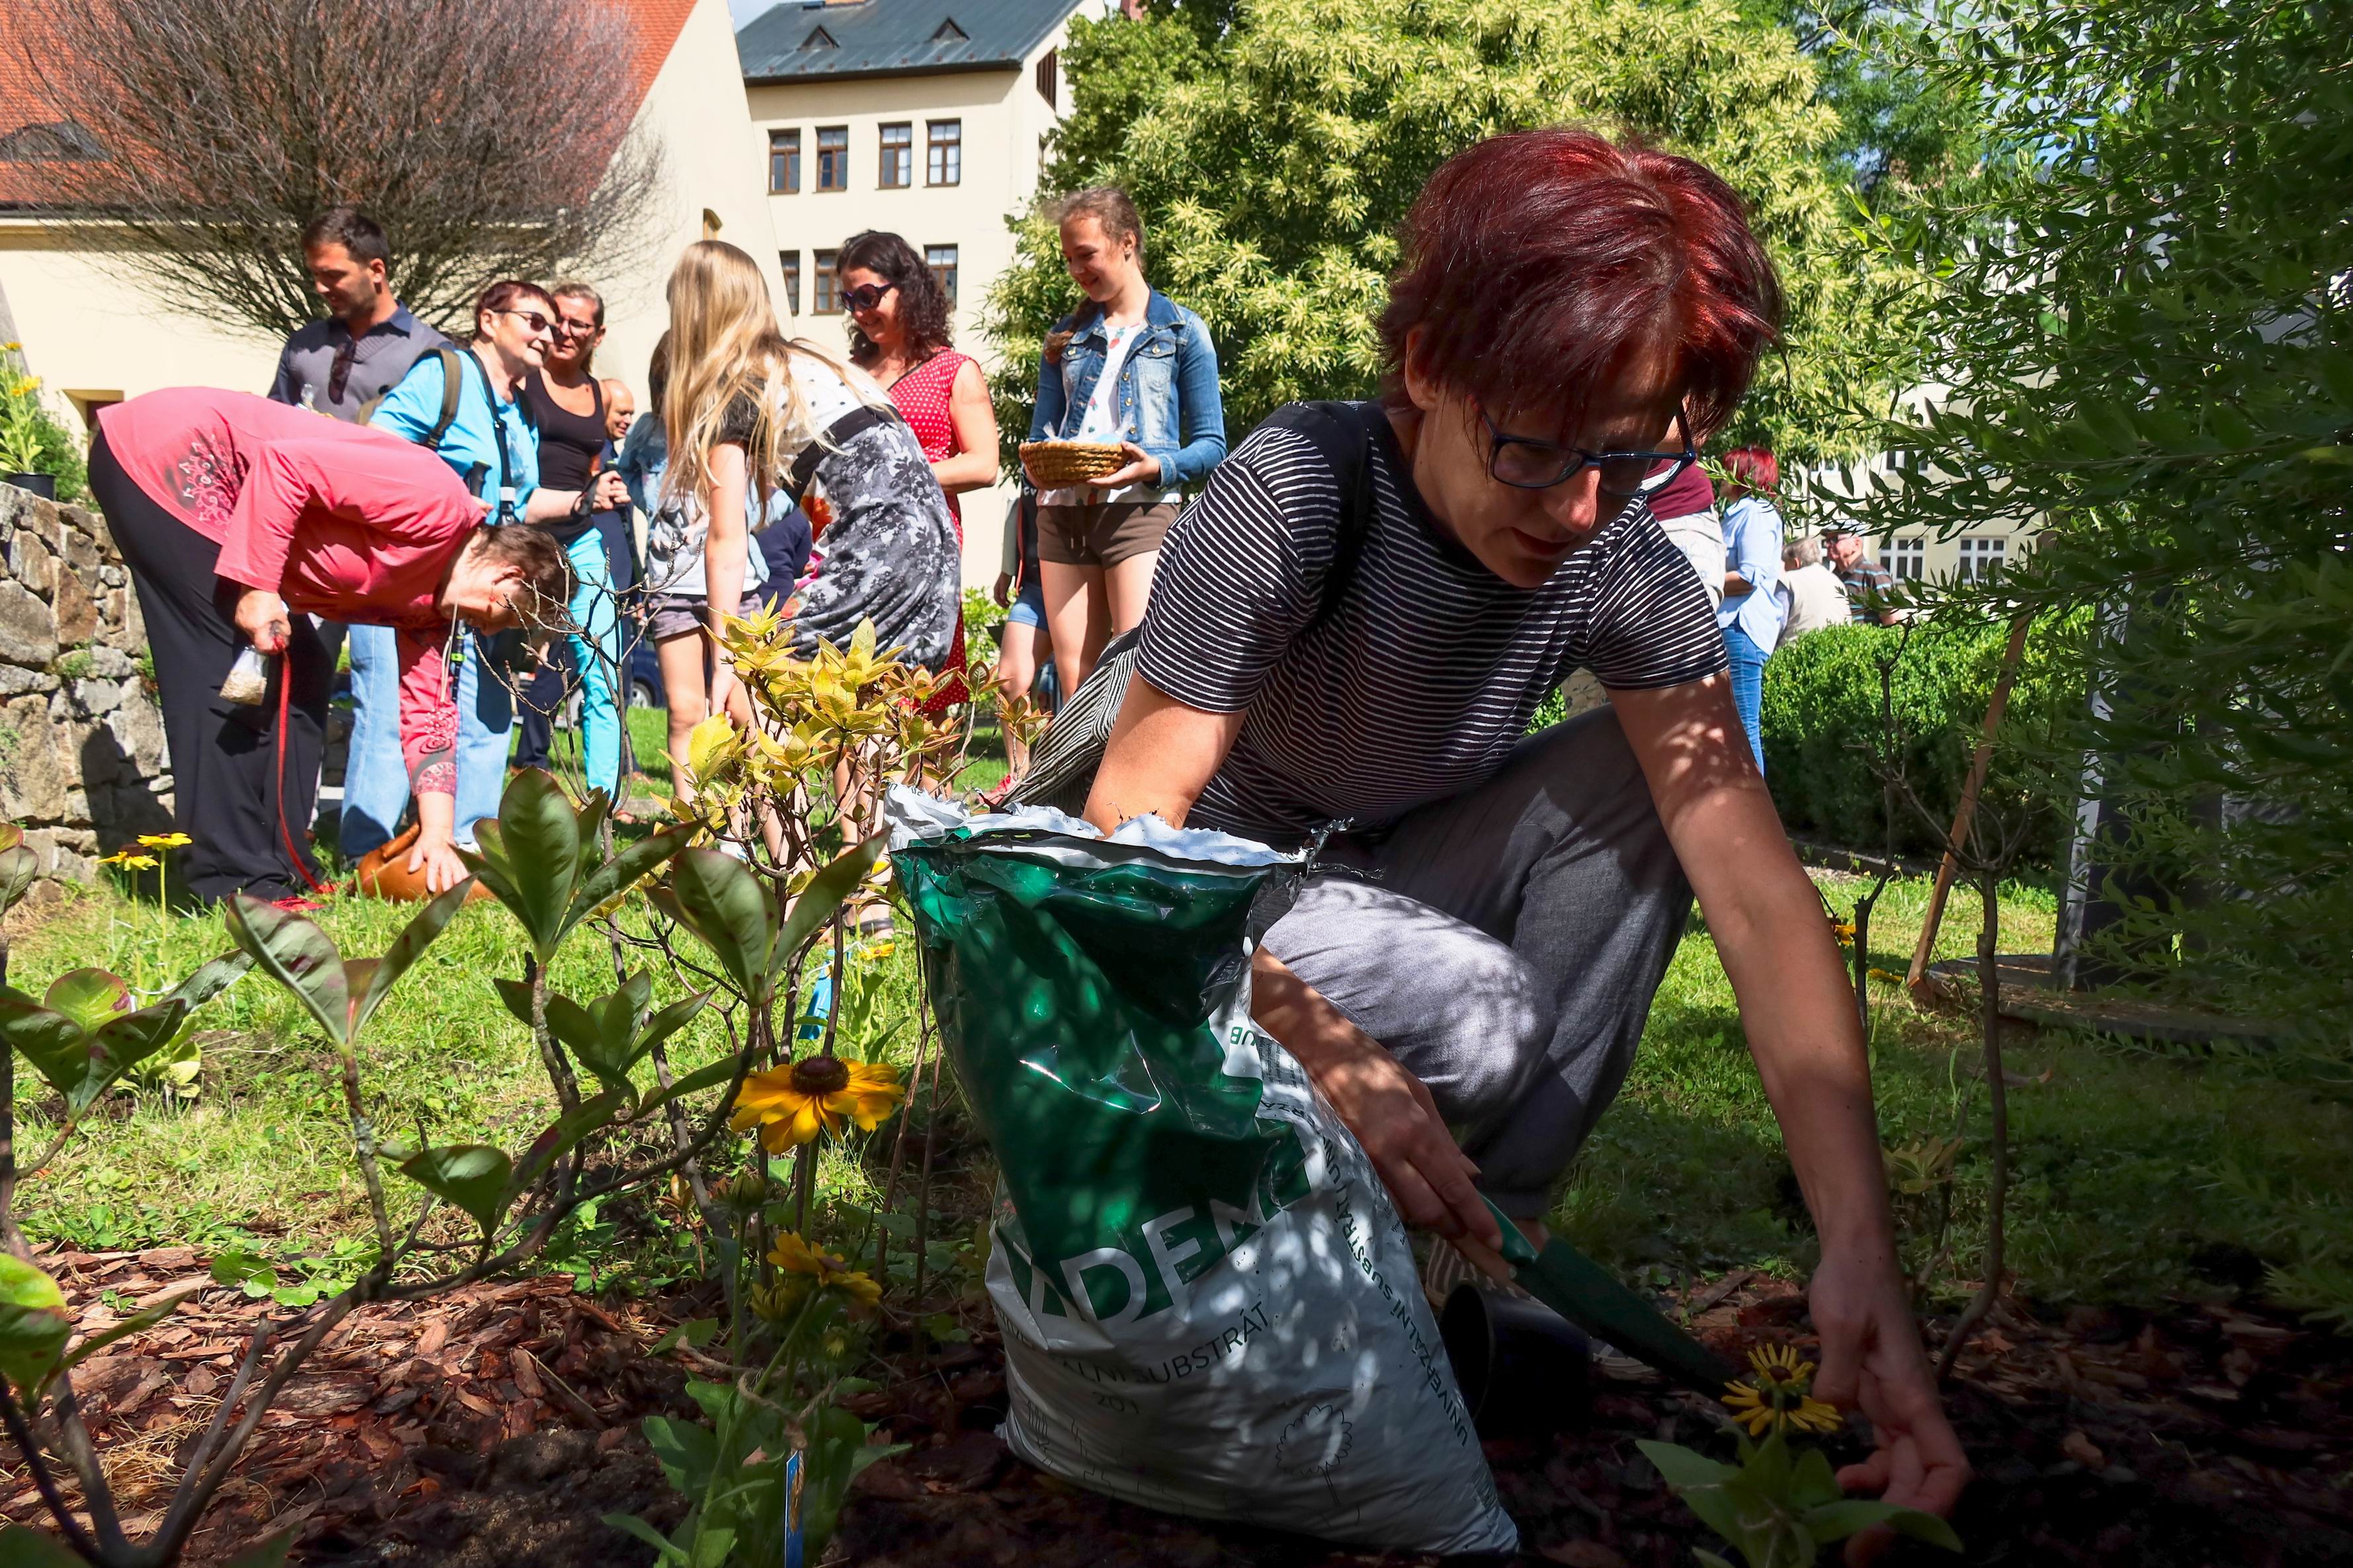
1379, 128, 1781, 442
1723, 446, 1779, 493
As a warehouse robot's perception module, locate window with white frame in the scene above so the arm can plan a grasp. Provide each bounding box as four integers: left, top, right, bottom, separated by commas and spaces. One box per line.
878, 123, 912, 188
1957, 536, 2006, 582
767, 129, 800, 194
815, 126, 847, 190
927, 120, 962, 186
1891, 535, 1927, 581
926, 245, 959, 308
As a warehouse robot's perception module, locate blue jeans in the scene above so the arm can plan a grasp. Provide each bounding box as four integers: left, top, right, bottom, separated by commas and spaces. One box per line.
454, 630, 515, 847
1723, 624, 1768, 774
340, 624, 409, 860
563, 526, 621, 802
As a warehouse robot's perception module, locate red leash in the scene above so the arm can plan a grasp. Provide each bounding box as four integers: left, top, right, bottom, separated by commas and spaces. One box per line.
273, 658, 338, 899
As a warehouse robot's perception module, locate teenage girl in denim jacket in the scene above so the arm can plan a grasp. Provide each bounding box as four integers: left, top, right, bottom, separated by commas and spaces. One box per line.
1022, 187, 1226, 691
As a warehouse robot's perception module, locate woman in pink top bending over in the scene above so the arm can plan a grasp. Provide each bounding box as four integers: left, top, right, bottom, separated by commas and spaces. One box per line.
89, 387, 572, 904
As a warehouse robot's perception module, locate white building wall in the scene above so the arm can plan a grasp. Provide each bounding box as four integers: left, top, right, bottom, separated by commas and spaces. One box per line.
595, 0, 784, 413
1802, 382, 2044, 590
0, 223, 282, 417
748, 21, 1080, 587
0, 0, 775, 438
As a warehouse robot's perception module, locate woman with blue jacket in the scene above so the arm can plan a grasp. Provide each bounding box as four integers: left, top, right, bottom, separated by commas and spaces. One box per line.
1022, 187, 1225, 691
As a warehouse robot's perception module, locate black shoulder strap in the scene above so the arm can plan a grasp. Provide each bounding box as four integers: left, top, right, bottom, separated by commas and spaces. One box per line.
423, 346, 468, 452
1260, 399, 1382, 628
782, 403, 901, 507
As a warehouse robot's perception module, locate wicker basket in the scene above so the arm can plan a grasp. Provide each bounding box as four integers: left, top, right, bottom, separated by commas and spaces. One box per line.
1021, 439, 1127, 488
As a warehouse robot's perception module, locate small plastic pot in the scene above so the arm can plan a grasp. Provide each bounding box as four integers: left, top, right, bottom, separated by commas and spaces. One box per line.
1440, 1282, 1592, 1439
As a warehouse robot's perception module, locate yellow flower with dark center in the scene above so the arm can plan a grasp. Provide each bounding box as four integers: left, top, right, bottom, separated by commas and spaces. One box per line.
1830, 919, 1857, 947
768, 1231, 882, 1309
136, 832, 193, 850
1722, 1343, 1843, 1436
100, 850, 159, 870
729, 1055, 905, 1150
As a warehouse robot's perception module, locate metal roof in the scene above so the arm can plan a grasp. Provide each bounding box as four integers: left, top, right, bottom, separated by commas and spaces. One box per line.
738, 0, 1079, 85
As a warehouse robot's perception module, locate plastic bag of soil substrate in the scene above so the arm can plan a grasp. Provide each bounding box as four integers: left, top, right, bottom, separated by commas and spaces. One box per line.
887, 787, 1516, 1555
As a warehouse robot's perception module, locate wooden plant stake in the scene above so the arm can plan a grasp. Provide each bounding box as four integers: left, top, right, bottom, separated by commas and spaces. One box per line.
1906, 610, 2035, 1001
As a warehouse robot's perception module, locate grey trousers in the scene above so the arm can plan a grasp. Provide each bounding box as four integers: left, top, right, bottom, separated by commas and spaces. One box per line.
1261, 708, 1691, 1219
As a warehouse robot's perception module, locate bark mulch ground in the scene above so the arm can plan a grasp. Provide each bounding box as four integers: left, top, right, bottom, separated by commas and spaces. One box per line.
5, 1248, 2350, 1567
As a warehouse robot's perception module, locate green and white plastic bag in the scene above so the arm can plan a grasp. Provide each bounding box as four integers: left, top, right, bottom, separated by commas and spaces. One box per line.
889, 788, 1515, 1555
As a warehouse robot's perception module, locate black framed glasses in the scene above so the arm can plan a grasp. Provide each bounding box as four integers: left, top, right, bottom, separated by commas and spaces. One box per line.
842, 281, 896, 312
502, 308, 558, 337
1478, 405, 1696, 497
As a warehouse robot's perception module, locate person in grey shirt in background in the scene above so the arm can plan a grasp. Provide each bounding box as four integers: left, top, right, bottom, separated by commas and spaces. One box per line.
267, 208, 449, 420
267, 206, 450, 863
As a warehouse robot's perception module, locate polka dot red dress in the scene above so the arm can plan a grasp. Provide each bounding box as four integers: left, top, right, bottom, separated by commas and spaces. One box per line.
886, 351, 972, 712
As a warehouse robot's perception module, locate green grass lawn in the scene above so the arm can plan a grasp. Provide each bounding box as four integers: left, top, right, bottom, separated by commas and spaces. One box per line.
12, 856, 2348, 1327
1557, 871, 2353, 1325
2, 879, 931, 1286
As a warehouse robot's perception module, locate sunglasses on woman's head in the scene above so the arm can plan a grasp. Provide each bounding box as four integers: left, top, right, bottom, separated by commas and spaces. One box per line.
1477, 405, 1697, 497
843, 282, 896, 312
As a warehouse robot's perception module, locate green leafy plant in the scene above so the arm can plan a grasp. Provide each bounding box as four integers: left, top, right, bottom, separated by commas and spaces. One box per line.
609, 1277, 901, 1567
0, 768, 882, 1567
0, 344, 88, 499
1758, 619, 2081, 863
1642, 1427, 1962, 1568
1851, 0, 2353, 1032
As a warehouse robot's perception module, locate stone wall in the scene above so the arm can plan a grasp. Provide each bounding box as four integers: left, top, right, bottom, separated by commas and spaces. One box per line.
0, 480, 172, 901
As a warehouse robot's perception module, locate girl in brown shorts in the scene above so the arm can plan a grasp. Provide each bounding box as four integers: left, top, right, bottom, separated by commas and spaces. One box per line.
1021, 187, 1226, 691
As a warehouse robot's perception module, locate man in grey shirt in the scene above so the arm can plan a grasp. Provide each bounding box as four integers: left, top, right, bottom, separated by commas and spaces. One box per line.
267, 208, 448, 419
267, 206, 449, 865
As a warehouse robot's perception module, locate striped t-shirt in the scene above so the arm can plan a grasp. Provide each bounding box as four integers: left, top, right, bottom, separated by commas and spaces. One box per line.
1135, 405, 1727, 846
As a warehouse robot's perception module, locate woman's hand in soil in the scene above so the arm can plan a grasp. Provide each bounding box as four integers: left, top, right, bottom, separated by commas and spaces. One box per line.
1809, 1247, 1971, 1562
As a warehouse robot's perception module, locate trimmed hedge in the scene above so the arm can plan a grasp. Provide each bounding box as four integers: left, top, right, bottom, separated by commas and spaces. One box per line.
1760, 619, 2080, 863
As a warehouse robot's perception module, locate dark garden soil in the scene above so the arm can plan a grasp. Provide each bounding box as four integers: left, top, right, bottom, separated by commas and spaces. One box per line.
8, 1241, 2352, 1568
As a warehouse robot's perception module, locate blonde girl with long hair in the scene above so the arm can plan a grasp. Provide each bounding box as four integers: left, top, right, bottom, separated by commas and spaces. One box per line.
662, 241, 959, 723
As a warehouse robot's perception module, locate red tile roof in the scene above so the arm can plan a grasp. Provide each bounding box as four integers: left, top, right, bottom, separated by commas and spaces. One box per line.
0, 0, 699, 211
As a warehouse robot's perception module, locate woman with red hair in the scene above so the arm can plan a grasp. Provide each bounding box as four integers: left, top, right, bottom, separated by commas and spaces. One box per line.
1082, 129, 1963, 1540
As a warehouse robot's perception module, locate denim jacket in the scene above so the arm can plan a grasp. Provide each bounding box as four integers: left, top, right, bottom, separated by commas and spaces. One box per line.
1027, 289, 1227, 490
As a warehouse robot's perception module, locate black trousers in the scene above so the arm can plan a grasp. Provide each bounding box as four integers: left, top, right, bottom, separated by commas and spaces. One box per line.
90, 431, 329, 903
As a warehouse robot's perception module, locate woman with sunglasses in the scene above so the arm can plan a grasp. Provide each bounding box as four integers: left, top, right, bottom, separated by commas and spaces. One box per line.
513, 280, 628, 812
838, 230, 1000, 712
660, 240, 959, 698
1083, 129, 1964, 1546
1022, 187, 1225, 692
347, 280, 626, 852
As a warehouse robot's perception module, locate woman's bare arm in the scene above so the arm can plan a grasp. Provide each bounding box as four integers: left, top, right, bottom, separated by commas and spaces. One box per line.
1611, 675, 1967, 1536
931, 359, 1001, 495
703, 442, 751, 714
1083, 676, 1506, 1265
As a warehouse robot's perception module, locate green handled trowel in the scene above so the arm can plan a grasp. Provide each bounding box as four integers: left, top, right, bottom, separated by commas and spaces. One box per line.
1480, 1196, 1737, 1394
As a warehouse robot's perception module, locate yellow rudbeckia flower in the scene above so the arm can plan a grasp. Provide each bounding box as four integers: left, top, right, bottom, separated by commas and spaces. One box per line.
1721, 1343, 1843, 1436
729, 1055, 906, 1151
136, 832, 193, 850
767, 1231, 882, 1309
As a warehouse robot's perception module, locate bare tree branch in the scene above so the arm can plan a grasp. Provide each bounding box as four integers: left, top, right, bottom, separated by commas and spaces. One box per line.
19, 0, 667, 341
